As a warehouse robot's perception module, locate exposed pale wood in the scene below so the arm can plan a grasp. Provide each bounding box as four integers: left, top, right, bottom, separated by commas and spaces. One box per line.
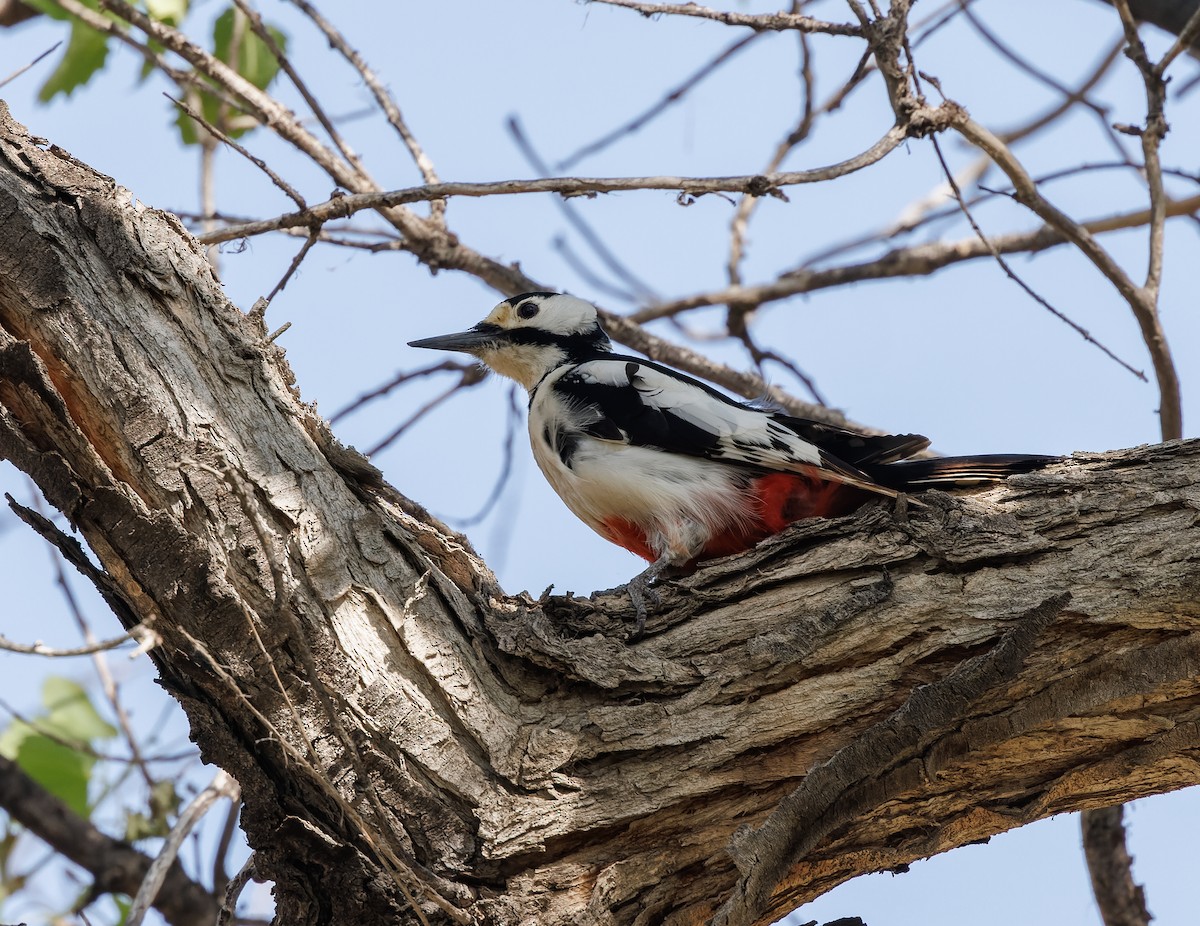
2, 102, 1200, 926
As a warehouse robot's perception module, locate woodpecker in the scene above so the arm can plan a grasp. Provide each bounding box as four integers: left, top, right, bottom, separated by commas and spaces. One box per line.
410, 292, 1054, 635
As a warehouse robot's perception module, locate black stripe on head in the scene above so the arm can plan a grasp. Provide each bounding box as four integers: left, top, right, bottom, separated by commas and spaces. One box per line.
503, 325, 611, 362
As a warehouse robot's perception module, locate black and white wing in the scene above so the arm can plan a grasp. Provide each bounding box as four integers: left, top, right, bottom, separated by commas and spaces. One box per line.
551, 356, 928, 493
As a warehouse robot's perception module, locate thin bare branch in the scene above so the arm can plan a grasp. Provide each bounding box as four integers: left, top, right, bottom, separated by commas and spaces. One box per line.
728, 20, 815, 287
0, 40, 60, 90
218, 855, 260, 926
265, 229, 320, 304
630, 189, 1200, 322
1113, 2, 1170, 306
330, 359, 478, 424
46, 0, 244, 114
165, 93, 307, 210
285, 0, 444, 220
0, 754, 219, 926
955, 115, 1182, 438
509, 115, 659, 302
926, 132, 1146, 380
586, 0, 864, 36
211, 798, 241, 900
0, 695, 196, 765
728, 309, 828, 406
0, 0, 38, 26
808, 34, 1127, 270
557, 32, 762, 171
552, 234, 642, 304
229, 0, 367, 182
94, 0, 368, 194
1156, 1, 1200, 72
127, 770, 239, 926
447, 385, 522, 528
366, 367, 488, 457
0, 629, 137, 657
957, 2, 1129, 161
196, 121, 916, 246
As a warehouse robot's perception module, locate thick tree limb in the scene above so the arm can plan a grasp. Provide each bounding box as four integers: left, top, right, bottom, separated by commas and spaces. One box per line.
0, 755, 219, 926
3, 102, 1200, 926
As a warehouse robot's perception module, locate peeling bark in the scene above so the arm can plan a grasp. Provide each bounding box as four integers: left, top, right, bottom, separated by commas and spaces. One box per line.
2, 102, 1200, 926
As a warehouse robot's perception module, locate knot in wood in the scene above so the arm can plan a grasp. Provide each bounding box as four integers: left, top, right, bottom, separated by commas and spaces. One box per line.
907, 101, 966, 139
745, 175, 776, 198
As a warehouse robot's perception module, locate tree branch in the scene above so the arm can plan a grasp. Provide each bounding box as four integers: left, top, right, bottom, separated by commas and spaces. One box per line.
1082, 805, 1152, 926
0, 755, 219, 926
193, 130, 916, 247
628, 189, 1200, 322
585, 0, 864, 36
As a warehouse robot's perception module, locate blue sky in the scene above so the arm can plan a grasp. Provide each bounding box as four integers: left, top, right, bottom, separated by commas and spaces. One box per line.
1, 1, 1198, 923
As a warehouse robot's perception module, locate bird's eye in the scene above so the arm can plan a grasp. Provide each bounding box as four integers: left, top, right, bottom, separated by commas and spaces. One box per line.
517, 302, 539, 320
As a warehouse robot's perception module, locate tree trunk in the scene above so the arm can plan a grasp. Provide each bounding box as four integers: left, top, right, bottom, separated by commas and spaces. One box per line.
2, 101, 1199, 926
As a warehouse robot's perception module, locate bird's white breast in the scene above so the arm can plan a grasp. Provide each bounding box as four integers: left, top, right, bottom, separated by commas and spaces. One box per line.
528, 366, 756, 561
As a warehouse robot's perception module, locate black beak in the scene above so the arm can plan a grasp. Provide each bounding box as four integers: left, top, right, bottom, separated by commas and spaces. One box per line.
408, 324, 503, 354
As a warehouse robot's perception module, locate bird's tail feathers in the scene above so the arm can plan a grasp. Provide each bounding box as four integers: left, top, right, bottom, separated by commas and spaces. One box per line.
866, 454, 1058, 491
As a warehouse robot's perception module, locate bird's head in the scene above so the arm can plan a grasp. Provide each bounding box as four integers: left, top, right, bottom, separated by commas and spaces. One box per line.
408, 292, 612, 389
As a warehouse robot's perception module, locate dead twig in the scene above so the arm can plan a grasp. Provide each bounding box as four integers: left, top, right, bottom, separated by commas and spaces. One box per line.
586, 0, 864, 36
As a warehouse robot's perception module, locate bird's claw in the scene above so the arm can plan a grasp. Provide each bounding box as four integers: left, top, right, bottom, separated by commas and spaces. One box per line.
625, 568, 665, 641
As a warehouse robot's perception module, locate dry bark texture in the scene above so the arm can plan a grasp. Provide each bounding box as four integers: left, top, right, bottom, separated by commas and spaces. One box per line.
1, 102, 1200, 926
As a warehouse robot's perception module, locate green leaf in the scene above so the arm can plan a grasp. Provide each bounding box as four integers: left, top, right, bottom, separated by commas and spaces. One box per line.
144, 0, 187, 25
15, 733, 93, 817
139, 38, 164, 82
0, 678, 116, 819
111, 892, 133, 926
37, 15, 111, 103
213, 7, 285, 92
41, 677, 117, 743
0, 719, 32, 761
174, 103, 200, 147
19, 0, 73, 21
124, 810, 167, 841
207, 6, 286, 137
124, 779, 180, 840
149, 778, 180, 819
174, 5, 288, 146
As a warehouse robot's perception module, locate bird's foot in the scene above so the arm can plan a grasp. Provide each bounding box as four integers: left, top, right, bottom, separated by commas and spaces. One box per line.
624, 575, 662, 638
625, 559, 672, 641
